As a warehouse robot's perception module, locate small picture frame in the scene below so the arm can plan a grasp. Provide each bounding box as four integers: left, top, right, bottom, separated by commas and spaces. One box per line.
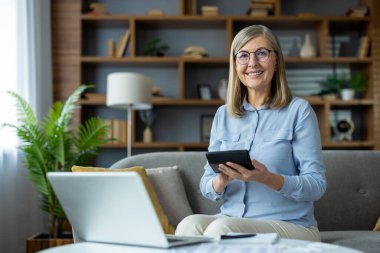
197, 84, 212, 100
200, 114, 214, 142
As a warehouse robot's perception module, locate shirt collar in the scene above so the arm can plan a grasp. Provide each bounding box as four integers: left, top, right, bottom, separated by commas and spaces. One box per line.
243, 97, 271, 111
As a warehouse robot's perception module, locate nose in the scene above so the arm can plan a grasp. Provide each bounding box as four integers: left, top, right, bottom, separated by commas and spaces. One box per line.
248, 52, 258, 67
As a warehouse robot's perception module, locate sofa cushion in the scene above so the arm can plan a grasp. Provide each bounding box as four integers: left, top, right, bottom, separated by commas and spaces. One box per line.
71, 165, 175, 234
374, 217, 380, 231
321, 231, 380, 253
110, 152, 222, 215
145, 166, 193, 227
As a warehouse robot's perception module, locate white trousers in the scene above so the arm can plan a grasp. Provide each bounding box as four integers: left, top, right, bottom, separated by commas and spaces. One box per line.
175, 214, 321, 241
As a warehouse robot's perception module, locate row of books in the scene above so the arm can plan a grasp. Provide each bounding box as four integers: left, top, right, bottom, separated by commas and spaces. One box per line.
108, 29, 130, 57
104, 119, 128, 144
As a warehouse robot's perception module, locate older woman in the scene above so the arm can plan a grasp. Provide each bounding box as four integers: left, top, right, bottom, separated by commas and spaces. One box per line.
175, 25, 327, 242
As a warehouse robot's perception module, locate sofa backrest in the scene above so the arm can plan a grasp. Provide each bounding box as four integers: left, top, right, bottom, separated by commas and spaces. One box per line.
316, 150, 380, 231
111, 150, 380, 231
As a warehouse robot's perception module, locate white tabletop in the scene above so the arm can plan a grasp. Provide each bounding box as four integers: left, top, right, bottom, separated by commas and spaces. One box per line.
38, 239, 364, 253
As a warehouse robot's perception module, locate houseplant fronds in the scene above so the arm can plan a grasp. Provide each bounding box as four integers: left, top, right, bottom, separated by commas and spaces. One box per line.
2, 85, 109, 238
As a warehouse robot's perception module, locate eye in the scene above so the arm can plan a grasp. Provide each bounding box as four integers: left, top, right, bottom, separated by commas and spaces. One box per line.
236, 51, 250, 60
256, 49, 269, 58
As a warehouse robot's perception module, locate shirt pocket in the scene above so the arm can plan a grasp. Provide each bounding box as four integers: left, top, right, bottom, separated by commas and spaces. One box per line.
261, 129, 293, 162
263, 129, 293, 143
216, 132, 245, 150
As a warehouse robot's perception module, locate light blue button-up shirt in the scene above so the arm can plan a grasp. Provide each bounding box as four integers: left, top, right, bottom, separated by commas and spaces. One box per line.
200, 97, 327, 228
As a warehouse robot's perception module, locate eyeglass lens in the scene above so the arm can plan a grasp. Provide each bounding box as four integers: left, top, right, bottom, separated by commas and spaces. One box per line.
236, 48, 271, 64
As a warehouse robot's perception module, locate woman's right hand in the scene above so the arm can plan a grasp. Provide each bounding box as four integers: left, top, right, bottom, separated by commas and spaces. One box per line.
212, 169, 233, 193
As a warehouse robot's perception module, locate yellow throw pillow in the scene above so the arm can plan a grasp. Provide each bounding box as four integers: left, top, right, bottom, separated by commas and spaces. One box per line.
71, 165, 175, 234
374, 217, 380, 231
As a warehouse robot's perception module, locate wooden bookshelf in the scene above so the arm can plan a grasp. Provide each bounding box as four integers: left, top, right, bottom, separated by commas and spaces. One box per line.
52, 0, 380, 153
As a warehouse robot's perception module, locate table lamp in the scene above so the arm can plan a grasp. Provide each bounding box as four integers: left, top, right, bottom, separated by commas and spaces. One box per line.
106, 72, 152, 157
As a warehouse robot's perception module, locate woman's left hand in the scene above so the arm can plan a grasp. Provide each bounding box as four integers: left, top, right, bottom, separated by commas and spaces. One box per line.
218, 160, 284, 190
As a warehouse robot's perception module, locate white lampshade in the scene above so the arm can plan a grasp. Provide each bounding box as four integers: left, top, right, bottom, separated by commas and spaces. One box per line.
106, 72, 152, 110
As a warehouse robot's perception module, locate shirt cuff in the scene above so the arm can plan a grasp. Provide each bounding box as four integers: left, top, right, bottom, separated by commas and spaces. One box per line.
278, 175, 297, 197
206, 177, 224, 201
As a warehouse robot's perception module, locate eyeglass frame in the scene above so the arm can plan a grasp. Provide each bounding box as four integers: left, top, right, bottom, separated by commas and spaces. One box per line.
234, 48, 277, 65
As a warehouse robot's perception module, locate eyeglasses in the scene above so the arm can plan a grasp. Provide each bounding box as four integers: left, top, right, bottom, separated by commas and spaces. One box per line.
235, 48, 275, 65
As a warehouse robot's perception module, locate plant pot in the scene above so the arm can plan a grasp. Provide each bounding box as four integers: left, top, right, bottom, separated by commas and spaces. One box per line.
340, 88, 355, 100
27, 233, 73, 253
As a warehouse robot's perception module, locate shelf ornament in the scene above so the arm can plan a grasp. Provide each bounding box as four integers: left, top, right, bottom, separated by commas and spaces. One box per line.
300, 34, 316, 58
139, 109, 156, 143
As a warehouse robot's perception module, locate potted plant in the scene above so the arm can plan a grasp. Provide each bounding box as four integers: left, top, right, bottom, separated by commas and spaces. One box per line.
2, 85, 109, 246
349, 72, 368, 98
319, 74, 345, 100
143, 38, 169, 57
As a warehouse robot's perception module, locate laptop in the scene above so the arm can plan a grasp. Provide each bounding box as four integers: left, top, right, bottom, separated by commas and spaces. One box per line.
47, 171, 213, 248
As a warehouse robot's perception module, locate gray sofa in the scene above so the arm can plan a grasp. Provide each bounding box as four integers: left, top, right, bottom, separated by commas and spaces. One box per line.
111, 150, 380, 253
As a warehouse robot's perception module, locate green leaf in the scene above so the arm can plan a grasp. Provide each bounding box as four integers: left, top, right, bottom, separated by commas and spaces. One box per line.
74, 117, 109, 164
56, 85, 89, 130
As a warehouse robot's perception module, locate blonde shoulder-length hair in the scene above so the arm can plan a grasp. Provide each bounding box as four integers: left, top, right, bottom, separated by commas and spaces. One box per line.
226, 25, 292, 117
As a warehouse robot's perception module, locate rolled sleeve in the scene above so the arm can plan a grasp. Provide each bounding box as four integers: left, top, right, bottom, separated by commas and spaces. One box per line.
279, 174, 326, 201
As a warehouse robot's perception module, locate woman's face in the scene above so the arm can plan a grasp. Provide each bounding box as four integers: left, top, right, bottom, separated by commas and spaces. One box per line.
235, 36, 277, 93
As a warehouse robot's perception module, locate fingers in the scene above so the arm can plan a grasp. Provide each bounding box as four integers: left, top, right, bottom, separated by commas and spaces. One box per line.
219, 162, 252, 181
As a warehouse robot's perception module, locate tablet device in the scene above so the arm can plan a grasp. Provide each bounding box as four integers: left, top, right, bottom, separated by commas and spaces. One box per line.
205, 149, 255, 173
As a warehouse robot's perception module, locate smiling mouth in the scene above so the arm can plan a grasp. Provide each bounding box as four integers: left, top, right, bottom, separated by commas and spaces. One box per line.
246, 71, 264, 77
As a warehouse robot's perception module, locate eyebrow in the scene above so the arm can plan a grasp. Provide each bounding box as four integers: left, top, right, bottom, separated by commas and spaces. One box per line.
238, 47, 272, 52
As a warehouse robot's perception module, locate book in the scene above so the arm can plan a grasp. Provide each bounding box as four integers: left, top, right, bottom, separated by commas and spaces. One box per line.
121, 120, 128, 144
116, 29, 130, 57
104, 120, 113, 141
111, 119, 128, 144
107, 39, 114, 57
249, 3, 274, 9
357, 36, 370, 58
112, 119, 120, 143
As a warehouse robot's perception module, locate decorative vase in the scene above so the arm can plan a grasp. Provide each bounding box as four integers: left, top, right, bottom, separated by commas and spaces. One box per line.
300, 34, 316, 58
217, 78, 228, 100
143, 127, 152, 143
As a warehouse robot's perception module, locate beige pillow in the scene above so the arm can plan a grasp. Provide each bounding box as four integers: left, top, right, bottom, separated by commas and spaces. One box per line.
145, 166, 193, 227
71, 165, 175, 234
374, 217, 380, 231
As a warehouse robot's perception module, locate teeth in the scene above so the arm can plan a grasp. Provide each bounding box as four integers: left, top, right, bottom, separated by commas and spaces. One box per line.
246, 71, 263, 76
